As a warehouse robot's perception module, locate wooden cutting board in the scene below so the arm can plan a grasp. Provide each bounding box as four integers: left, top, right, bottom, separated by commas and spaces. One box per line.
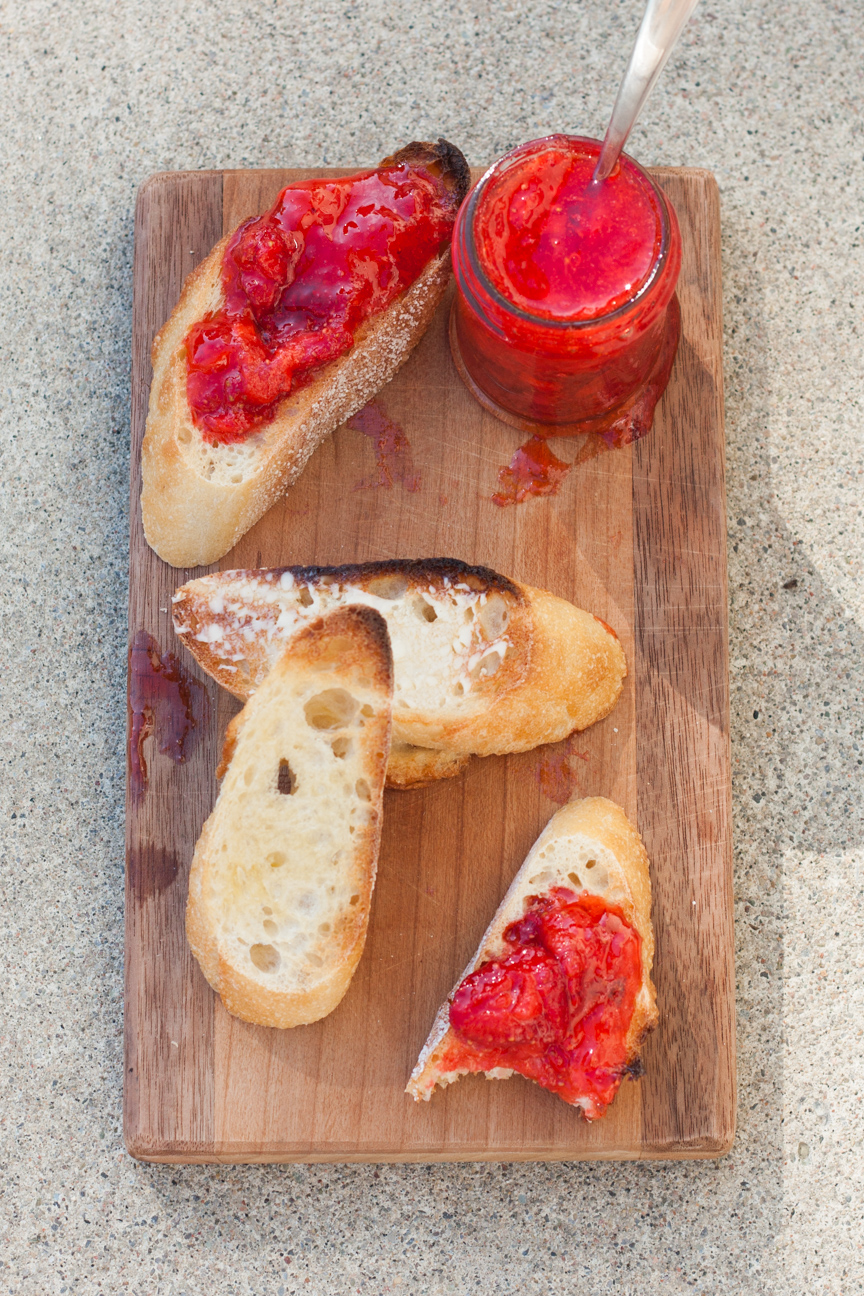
125, 164, 734, 1163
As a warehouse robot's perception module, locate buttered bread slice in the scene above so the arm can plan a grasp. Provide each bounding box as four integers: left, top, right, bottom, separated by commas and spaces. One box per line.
186, 605, 393, 1029
173, 558, 627, 789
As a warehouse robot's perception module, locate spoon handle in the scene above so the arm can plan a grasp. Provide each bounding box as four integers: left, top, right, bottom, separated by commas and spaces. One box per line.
593, 0, 699, 184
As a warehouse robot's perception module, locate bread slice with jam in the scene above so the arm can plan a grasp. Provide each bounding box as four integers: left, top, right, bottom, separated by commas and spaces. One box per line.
141, 140, 470, 568
185, 605, 392, 1029
171, 558, 628, 789
406, 797, 658, 1118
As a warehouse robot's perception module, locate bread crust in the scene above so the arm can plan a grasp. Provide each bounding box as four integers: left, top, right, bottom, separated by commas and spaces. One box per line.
386, 744, 470, 788
141, 143, 469, 569
186, 605, 393, 1029
171, 559, 627, 786
406, 797, 658, 1116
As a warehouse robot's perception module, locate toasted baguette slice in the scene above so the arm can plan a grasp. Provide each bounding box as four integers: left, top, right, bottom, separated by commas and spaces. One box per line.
186, 605, 393, 1029
172, 558, 628, 789
141, 140, 470, 568
406, 797, 658, 1118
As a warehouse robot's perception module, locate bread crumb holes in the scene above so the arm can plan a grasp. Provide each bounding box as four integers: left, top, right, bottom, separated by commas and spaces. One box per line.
367, 574, 408, 600
250, 943, 280, 973
277, 759, 296, 794
304, 688, 359, 730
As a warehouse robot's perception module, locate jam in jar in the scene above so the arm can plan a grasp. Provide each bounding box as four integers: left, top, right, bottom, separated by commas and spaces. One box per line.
450, 134, 682, 438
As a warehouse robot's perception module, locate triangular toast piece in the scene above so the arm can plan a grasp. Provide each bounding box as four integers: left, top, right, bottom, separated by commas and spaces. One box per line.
172, 559, 627, 788
406, 797, 658, 1119
186, 605, 392, 1028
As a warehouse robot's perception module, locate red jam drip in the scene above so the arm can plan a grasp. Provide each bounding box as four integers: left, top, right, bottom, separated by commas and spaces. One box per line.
349, 401, 421, 493
129, 631, 207, 799
444, 888, 642, 1115
492, 436, 570, 506
185, 166, 456, 444
536, 738, 590, 805
475, 141, 663, 321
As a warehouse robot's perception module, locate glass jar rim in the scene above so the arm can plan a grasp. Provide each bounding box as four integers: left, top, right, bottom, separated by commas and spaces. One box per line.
460, 134, 674, 332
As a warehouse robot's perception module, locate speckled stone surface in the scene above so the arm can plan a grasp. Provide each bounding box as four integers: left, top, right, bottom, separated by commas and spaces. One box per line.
1, 0, 863, 1291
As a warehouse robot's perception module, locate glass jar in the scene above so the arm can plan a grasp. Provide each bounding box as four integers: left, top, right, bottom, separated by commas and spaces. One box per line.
450, 135, 682, 438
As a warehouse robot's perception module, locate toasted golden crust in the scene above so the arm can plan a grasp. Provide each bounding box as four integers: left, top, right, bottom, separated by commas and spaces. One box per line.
385, 744, 470, 789
171, 560, 627, 786
186, 606, 393, 1029
140, 142, 469, 569
406, 797, 658, 1116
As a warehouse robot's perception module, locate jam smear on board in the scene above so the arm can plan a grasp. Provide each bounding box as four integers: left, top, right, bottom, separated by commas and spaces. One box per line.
443, 888, 642, 1116
492, 436, 570, 506
349, 401, 421, 493
128, 630, 207, 798
185, 164, 457, 445
536, 738, 590, 805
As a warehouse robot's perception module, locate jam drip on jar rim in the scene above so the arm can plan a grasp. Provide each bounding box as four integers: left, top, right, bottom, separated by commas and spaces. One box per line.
443, 887, 642, 1116
185, 164, 458, 445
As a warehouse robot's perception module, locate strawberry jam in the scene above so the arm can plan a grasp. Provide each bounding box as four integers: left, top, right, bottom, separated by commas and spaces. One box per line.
186, 161, 459, 444
475, 144, 662, 321
450, 135, 681, 435
491, 435, 570, 506
443, 887, 642, 1116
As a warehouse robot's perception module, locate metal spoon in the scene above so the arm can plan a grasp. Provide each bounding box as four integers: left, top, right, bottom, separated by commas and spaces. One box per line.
593, 0, 700, 184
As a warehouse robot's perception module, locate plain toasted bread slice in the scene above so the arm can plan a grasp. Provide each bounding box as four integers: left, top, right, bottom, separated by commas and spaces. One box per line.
141, 141, 470, 568
406, 797, 658, 1118
172, 558, 628, 788
186, 605, 393, 1029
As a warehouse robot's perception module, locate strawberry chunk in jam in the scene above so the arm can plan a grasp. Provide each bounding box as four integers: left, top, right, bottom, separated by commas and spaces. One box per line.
444, 888, 642, 1115
185, 164, 458, 444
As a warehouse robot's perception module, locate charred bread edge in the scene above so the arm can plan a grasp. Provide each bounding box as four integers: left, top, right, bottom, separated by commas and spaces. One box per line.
205, 558, 524, 602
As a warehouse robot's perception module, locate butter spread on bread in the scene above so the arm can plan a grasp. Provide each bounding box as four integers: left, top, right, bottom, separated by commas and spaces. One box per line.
141, 140, 470, 568
406, 797, 657, 1117
186, 606, 392, 1029
172, 558, 628, 788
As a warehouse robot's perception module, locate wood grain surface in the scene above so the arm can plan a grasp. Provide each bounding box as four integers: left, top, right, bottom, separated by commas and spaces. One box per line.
125, 164, 734, 1163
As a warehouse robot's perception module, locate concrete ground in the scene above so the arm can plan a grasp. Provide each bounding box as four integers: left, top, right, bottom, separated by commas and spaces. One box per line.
1, 0, 863, 1291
